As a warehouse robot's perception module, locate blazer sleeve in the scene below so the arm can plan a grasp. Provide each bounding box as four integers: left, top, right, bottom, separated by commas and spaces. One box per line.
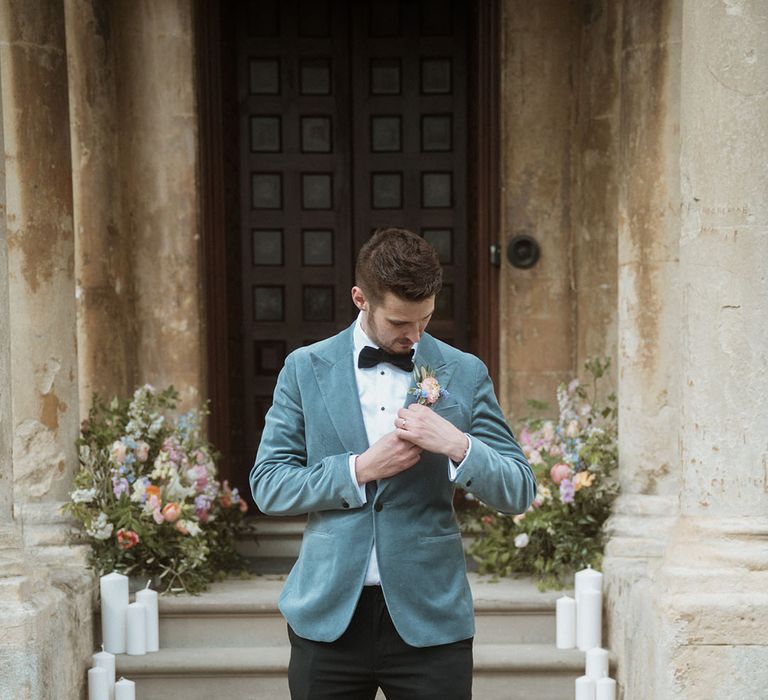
249, 352, 366, 516
451, 358, 537, 514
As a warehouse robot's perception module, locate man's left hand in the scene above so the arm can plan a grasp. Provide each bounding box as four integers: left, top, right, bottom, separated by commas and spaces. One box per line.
395, 404, 468, 463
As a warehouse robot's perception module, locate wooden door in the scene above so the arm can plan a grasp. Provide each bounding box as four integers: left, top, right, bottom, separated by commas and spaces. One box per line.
236, 0, 472, 473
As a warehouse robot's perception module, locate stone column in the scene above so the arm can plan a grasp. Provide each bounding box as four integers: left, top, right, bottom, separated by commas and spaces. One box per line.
499, 0, 579, 419
112, 0, 204, 412
0, 56, 12, 529
601, 0, 683, 695
654, 0, 768, 696
0, 3, 94, 697
64, 0, 136, 415
0, 0, 80, 512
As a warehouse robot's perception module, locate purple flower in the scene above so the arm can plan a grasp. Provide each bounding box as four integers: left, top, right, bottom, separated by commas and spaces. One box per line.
112, 476, 130, 498
559, 478, 575, 504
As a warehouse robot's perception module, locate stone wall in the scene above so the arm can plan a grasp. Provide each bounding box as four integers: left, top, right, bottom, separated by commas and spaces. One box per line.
498, 0, 621, 420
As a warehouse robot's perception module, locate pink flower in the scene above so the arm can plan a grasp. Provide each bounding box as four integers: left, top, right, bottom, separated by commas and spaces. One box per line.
421, 376, 441, 404
110, 440, 127, 464
117, 529, 140, 550
550, 463, 571, 485
527, 449, 543, 465
135, 441, 150, 462
152, 508, 165, 525
481, 515, 493, 525
195, 450, 207, 465
519, 426, 535, 448
161, 502, 181, 523
239, 499, 249, 513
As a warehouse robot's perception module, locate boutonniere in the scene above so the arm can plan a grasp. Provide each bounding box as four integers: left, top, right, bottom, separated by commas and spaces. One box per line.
409, 365, 450, 406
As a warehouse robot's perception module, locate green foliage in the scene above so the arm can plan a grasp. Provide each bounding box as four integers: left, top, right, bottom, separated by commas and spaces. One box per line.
62, 384, 255, 594
459, 357, 619, 590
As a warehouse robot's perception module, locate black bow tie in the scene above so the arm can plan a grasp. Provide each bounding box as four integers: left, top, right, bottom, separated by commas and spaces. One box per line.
358, 346, 415, 372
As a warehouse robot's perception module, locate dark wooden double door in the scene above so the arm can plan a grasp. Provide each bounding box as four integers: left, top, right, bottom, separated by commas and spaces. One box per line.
200, 0, 500, 493
238, 0, 471, 469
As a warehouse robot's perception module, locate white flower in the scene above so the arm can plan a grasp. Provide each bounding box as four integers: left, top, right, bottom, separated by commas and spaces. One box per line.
565, 420, 580, 438
86, 512, 114, 540
513, 513, 526, 525
514, 533, 529, 548
178, 519, 201, 537
71, 488, 96, 504
528, 449, 542, 465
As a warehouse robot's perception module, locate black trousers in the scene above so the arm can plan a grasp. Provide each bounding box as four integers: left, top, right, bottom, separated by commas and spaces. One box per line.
287, 586, 473, 700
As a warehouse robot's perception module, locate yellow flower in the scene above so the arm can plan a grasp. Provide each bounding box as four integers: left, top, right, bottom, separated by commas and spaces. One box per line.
573, 471, 596, 491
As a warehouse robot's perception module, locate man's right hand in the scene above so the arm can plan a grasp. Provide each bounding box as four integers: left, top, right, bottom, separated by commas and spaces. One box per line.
355, 431, 422, 485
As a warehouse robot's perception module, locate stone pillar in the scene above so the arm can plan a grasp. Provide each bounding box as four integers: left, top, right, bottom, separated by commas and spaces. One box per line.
0, 0, 80, 510
0, 2, 94, 697
0, 54, 12, 528
601, 0, 683, 695
653, 0, 768, 696
112, 0, 204, 411
64, 0, 136, 414
571, 0, 622, 395
499, 0, 579, 419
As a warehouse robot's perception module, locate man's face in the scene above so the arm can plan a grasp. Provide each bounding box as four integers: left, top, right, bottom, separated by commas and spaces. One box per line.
352, 287, 435, 355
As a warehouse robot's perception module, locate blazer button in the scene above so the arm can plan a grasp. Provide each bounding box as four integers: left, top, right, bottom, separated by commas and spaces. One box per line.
465, 479, 472, 487
342, 500, 350, 509
374, 502, 383, 512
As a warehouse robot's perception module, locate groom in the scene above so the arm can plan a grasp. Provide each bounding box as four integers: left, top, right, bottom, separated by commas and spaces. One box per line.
250, 228, 536, 699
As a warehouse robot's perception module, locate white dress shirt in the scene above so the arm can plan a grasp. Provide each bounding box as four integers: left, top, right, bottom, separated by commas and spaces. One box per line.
347, 312, 471, 585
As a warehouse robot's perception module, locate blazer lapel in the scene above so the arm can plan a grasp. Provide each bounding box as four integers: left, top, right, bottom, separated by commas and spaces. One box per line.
311, 325, 370, 456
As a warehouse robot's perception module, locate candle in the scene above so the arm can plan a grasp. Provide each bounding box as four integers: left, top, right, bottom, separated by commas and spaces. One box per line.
575, 674, 596, 700
577, 589, 602, 651
575, 566, 603, 650
126, 602, 147, 655
87, 666, 108, 700
92, 646, 115, 700
100, 572, 129, 654
555, 595, 576, 648
586, 647, 609, 679
136, 581, 159, 652
114, 677, 136, 700
596, 674, 616, 700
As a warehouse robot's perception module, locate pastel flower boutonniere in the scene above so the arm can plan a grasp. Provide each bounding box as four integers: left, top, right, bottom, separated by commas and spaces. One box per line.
409, 365, 449, 406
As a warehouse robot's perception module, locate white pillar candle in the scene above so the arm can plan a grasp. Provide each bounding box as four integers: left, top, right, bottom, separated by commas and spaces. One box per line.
114, 677, 136, 700
100, 572, 129, 654
556, 595, 576, 648
596, 674, 617, 700
87, 666, 108, 700
577, 589, 602, 651
585, 646, 610, 679
126, 602, 147, 655
575, 566, 602, 650
92, 646, 115, 700
575, 674, 596, 700
135, 581, 159, 652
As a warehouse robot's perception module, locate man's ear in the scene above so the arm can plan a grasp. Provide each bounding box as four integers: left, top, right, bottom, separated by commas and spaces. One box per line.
351, 286, 368, 311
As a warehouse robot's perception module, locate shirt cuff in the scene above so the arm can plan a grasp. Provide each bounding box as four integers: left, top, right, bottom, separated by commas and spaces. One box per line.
448, 434, 472, 481
348, 454, 367, 503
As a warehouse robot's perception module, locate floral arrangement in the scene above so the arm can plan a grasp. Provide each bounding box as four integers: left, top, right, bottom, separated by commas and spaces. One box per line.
409, 365, 449, 406
460, 358, 619, 590
63, 385, 254, 594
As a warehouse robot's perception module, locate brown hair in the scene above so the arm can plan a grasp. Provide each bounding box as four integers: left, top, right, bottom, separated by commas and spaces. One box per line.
355, 228, 443, 304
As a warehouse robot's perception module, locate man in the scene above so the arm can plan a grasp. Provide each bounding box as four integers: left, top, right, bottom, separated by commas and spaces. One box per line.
251, 228, 536, 699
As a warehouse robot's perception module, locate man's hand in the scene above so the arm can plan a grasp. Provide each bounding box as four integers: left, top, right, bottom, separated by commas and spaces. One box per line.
355, 431, 423, 485
395, 403, 469, 462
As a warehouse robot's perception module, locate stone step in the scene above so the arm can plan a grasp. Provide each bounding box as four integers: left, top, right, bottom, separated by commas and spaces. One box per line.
152, 574, 567, 648
115, 642, 588, 700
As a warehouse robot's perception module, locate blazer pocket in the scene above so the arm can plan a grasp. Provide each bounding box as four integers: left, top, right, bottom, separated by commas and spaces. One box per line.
418, 531, 463, 544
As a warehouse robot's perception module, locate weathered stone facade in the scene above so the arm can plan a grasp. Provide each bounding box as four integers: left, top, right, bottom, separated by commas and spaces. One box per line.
0, 0, 765, 698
